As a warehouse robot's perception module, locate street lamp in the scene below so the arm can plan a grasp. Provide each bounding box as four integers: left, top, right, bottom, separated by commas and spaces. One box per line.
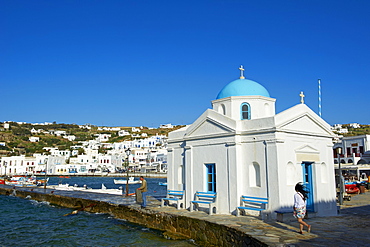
44, 161, 48, 190
125, 148, 131, 196
336, 147, 343, 205
3, 161, 7, 183
4, 161, 7, 176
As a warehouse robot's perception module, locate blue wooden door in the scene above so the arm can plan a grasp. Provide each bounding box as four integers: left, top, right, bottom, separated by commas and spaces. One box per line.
302, 162, 314, 211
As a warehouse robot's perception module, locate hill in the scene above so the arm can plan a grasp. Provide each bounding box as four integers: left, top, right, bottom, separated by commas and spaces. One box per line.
337, 124, 370, 137
0, 122, 184, 157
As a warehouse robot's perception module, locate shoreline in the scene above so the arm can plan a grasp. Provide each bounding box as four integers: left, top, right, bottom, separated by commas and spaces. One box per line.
30, 172, 168, 178
0, 184, 270, 246
3, 184, 369, 246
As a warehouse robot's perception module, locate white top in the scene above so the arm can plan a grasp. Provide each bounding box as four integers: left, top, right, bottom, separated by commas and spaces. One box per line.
294, 192, 306, 208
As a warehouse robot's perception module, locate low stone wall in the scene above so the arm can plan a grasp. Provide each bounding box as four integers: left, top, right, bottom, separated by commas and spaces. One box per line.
0, 187, 266, 247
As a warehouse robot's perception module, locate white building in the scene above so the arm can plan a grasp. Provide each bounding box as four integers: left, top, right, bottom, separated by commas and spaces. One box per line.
118, 130, 130, 136
29, 136, 40, 142
333, 135, 370, 165
1, 156, 37, 175
63, 135, 76, 141
95, 134, 111, 142
168, 67, 337, 218
160, 123, 174, 129
98, 127, 120, 131
54, 130, 67, 136
349, 123, 361, 129
79, 124, 92, 130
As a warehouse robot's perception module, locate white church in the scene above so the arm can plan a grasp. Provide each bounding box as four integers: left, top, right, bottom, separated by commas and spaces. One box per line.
167, 66, 338, 219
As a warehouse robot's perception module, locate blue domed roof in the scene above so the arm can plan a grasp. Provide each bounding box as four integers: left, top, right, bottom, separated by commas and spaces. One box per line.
216, 78, 270, 99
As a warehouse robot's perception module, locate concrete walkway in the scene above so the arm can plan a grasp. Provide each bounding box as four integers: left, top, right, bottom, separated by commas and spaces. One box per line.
282, 190, 370, 247
3, 185, 370, 246
155, 190, 370, 246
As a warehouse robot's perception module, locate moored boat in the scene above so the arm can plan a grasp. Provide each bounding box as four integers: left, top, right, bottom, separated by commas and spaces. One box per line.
345, 182, 360, 194
5, 175, 39, 186
114, 177, 141, 184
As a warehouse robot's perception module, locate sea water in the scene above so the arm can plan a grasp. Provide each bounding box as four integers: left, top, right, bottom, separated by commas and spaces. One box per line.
0, 177, 194, 247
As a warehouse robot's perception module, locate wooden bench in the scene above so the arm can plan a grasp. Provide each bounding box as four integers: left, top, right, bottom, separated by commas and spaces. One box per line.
161, 190, 185, 209
190, 191, 217, 215
274, 210, 293, 222
236, 196, 268, 217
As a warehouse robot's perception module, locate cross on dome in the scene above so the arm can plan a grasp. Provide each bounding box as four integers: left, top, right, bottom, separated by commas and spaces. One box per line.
239, 65, 245, 79
300, 91, 305, 104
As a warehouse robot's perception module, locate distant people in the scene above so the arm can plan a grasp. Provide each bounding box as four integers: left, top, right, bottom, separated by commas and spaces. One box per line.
293, 182, 311, 234
138, 176, 147, 208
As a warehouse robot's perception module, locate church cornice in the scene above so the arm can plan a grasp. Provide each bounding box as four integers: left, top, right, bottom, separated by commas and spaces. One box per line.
212, 95, 276, 104
238, 127, 277, 136
275, 129, 334, 138
183, 132, 236, 141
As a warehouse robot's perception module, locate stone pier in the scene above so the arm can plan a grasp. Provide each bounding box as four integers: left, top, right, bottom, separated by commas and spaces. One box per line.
0, 185, 268, 246
2, 184, 370, 246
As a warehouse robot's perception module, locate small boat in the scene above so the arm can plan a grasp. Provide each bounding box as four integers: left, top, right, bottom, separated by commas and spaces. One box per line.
114, 177, 141, 185
6, 175, 38, 186
158, 182, 167, 186
345, 183, 360, 194
57, 183, 70, 188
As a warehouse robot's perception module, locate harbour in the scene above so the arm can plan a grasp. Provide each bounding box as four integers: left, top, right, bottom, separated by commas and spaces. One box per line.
0, 195, 192, 247
0, 177, 193, 247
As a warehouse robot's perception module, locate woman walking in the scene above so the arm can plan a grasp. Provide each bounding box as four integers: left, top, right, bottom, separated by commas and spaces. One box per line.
293, 182, 311, 234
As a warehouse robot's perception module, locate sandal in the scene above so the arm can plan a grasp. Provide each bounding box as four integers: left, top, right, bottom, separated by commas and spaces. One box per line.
307, 225, 311, 233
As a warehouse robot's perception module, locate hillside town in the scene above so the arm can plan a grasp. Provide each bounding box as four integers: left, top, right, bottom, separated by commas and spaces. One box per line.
0, 122, 181, 176
0, 121, 370, 178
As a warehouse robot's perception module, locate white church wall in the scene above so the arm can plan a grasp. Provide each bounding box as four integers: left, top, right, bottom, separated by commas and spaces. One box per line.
239, 116, 275, 132
212, 96, 276, 120
186, 139, 236, 213
239, 140, 269, 197
236, 133, 277, 217
274, 132, 337, 217
264, 139, 282, 216
167, 146, 184, 191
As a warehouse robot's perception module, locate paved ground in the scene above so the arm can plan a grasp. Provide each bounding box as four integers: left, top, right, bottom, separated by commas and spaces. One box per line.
281, 190, 370, 247
153, 190, 370, 246
5, 185, 370, 246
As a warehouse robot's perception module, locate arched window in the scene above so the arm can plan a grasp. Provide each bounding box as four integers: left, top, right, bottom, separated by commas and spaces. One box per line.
321, 162, 328, 183
241, 103, 251, 120
249, 162, 261, 187
286, 162, 295, 185
218, 104, 226, 115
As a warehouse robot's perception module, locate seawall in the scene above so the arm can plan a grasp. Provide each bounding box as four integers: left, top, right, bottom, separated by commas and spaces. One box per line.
0, 185, 267, 247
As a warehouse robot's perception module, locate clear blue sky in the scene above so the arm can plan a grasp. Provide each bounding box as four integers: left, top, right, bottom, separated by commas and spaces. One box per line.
1, 0, 369, 127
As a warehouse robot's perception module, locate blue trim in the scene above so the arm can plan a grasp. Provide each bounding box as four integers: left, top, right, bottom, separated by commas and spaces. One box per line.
240, 102, 251, 120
